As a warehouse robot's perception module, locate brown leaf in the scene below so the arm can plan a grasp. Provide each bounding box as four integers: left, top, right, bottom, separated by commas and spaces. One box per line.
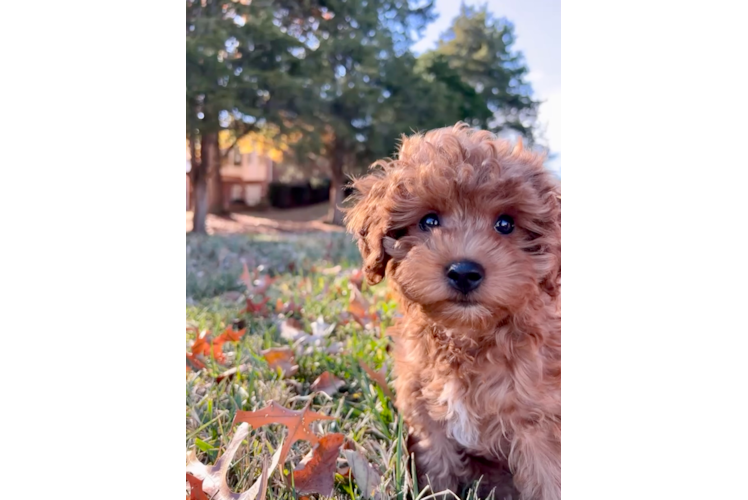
292, 433, 344, 496
261, 347, 298, 377
349, 268, 364, 290
310, 371, 345, 396
348, 285, 378, 329
358, 360, 394, 399
186, 423, 284, 500
342, 449, 384, 500
242, 297, 270, 315
233, 401, 335, 466
187, 473, 210, 500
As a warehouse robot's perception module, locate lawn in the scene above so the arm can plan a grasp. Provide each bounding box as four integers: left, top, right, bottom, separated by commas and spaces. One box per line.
186, 232, 487, 500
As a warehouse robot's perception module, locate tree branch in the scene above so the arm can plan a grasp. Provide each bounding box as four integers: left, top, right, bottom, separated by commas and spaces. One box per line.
220, 123, 257, 159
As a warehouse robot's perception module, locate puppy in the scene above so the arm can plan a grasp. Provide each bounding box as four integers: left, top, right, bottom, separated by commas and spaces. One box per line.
344, 123, 561, 500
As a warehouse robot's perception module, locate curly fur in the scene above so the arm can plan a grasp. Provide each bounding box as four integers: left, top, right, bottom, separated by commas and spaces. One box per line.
344, 123, 561, 500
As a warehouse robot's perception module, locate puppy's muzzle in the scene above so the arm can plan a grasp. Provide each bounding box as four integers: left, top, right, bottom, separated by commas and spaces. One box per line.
446, 261, 484, 294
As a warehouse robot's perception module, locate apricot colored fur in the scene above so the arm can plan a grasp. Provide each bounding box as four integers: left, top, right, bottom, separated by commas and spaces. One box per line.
344, 123, 561, 500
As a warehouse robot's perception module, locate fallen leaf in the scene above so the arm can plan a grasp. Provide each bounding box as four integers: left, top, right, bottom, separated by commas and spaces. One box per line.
233, 401, 336, 467
187, 473, 210, 500
186, 423, 283, 500
358, 360, 394, 399
348, 285, 378, 329
292, 433, 344, 496
349, 268, 364, 290
187, 329, 212, 370
342, 449, 384, 500
191, 330, 211, 357
310, 316, 335, 337
187, 354, 206, 370
279, 318, 306, 342
211, 326, 247, 363
242, 297, 270, 315
310, 371, 345, 396
261, 347, 298, 377
256, 454, 271, 500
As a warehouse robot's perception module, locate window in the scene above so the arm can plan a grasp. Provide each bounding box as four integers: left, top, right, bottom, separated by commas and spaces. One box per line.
233, 148, 242, 165
231, 184, 243, 202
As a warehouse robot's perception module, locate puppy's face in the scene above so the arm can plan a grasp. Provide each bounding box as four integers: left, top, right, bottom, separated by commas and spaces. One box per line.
345, 124, 560, 331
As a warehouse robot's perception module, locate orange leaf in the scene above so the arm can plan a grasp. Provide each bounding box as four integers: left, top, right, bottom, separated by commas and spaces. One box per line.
220, 325, 247, 342
358, 360, 394, 399
310, 371, 345, 396
187, 353, 206, 370
233, 401, 335, 466
261, 347, 298, 377
210, 326, 247, 364
191, 330, 211, 356
186, 473, 210, 500
292, 433, 344, 496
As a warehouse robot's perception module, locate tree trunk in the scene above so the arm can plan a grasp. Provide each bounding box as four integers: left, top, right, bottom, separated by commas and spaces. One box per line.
328, 136, 346, 225
208, 133, 225, 214
191, 131, 216, 234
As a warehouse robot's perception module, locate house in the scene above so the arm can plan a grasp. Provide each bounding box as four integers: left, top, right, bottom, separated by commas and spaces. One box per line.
185, 133, 279, 212
218, 142, 275, 209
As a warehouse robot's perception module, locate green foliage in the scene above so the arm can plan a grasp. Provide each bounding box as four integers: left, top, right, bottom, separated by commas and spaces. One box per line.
185, 0, 541, 223
186, 234, 498, 498
186, 0, 320, 137
419, 3, 539, 139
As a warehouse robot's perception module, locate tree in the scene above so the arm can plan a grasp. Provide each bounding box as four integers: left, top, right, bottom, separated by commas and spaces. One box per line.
186, 0, 321, 233
291, 0, 437, 225
418, 3, 539, 139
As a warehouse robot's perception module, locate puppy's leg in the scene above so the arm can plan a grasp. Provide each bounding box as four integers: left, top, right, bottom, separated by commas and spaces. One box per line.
509, 424, 561, 500
408, 423, 466, 496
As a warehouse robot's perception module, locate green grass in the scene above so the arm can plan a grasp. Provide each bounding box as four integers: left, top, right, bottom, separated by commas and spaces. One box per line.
186, 233, 488, 500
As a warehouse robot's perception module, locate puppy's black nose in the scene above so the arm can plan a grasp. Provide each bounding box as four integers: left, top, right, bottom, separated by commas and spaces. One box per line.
446, 261, 485, 294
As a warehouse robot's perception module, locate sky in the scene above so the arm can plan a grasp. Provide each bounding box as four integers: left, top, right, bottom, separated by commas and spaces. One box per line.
412, 0, 561, 176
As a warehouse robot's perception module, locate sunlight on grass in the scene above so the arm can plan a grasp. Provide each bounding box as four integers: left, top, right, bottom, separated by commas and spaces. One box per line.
186, 233, 492, 499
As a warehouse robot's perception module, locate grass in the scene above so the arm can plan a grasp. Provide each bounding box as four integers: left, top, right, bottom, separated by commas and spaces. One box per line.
186, 232, 490, 500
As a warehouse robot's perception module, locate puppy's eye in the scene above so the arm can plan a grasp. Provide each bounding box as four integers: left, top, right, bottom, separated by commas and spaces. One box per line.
419, 213, 440, 231
494, 214, 514, 234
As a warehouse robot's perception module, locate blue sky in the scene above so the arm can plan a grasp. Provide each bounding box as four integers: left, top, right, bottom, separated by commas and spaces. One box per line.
412, 0, 561, 175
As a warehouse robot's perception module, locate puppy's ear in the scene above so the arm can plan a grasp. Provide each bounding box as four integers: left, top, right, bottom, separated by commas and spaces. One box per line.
344, 174, 390, 285
541, 190, 561, 297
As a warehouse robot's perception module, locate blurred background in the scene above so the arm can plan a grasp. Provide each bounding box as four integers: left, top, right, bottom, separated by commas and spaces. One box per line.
185, 0, 576, 498
186, 0, 560, 235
